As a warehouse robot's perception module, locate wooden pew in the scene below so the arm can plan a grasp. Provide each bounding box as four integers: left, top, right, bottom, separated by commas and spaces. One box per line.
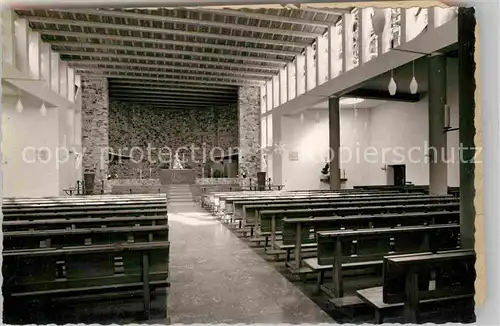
356, 250, 475, 323
245, 195, 454, 237
354, 185, 460, 197
315, 224, 460, 299
282, 210, 459, 271
2, 195, 170, 324
259, 200, 458, 253
234, 192, 422, 227
211, 189, 401, 217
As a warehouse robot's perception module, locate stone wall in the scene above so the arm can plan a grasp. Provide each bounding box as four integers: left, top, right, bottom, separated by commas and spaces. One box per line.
109, 101, 238, 178
109, 179, 161, 187
195, 178, 240, 185
81, 77, 111, 194
238, 86, 261, 185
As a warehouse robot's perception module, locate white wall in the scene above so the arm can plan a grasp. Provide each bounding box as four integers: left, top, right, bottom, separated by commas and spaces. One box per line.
282, 110, 330, 190
2, 94, 61, 197
2, 93, 82, 197
280, 57, 460, 190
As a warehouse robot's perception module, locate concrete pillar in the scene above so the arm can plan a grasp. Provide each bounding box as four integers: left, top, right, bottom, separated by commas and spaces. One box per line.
81, 76, 110, 194
458, 8, 476, 250
329, 96, 341, 189
238, 86, 261, 187
272, 107, 283, 186
428, 53, 448, 195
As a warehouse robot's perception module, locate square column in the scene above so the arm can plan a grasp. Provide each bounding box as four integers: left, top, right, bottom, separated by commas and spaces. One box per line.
428, 53, 448, 195
329, 96, 341, 189
238, 86, 261, 187
272, 107, 283, 186
81, 76, 110, 194
458, 8, 476, 249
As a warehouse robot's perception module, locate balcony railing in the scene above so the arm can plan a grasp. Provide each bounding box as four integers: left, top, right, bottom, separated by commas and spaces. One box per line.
261, 6, 458, 114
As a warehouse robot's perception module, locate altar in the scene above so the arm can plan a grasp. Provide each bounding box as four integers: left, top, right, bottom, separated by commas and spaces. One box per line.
159, 153, 196, 185
159, 169, 196, 185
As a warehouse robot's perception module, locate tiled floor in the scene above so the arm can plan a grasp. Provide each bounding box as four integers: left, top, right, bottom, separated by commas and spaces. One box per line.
166, 203, 334, 324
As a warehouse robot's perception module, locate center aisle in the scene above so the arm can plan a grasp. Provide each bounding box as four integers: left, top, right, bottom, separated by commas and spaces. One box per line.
166, 203, 335, 324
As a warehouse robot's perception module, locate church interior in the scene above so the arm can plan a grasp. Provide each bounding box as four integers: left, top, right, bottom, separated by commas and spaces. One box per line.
1, 2, 481, 324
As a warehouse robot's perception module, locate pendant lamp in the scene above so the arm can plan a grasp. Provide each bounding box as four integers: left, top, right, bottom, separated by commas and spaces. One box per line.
388, 70, 397, 96
409, 60, 418, 94
40, 102, 47, 117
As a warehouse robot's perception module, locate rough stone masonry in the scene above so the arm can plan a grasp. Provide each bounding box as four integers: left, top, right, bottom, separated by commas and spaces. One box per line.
81, 76, 111, 194
238, 86, 261, 187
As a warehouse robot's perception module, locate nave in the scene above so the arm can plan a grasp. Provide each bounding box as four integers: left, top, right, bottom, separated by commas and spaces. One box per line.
167, 203, 333, 324
2, 187, 475, 324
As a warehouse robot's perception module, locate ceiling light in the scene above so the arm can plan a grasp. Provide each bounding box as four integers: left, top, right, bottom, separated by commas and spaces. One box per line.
409, 60, 418, 94
340, 98, 364, 105
388, 69, 397, 96
40, 102, 47, 117
16, 98, 24, 113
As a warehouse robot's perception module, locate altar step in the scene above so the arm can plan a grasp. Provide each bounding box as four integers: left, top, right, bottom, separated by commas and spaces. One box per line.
166, 185, 194, 203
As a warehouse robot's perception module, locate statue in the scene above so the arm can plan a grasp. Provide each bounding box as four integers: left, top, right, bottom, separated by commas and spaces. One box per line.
172, 153, 184, 170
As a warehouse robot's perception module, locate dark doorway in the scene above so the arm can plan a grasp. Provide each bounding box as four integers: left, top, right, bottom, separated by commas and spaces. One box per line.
391, 165, 406, 186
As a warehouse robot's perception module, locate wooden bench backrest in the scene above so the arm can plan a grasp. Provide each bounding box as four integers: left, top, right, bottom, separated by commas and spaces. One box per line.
4, 224, 169, 251
383, 250, 475, 304
282, 211, 460, 245
3, 194, 170, 306
233, 193, 431, 218
316, 224, 461, 266
4, 214, 168, 232
259, 201, 459, 233
3, 242, 169, 299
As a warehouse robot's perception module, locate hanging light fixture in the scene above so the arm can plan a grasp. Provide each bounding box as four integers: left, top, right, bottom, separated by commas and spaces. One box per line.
354, 101, 358, 118
40, 102, 47, 117
388, 69, 397, 96
409, 60, 418, 94
16, 98, 24, 113
300, 112, 304, 124
315, 111, 320, 123
16, 90, 23, 113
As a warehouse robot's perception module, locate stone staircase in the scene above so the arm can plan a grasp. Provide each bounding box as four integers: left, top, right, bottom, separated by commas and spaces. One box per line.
166, 184, 194, 204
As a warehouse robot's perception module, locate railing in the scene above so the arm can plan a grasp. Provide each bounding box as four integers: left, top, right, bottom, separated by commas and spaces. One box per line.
261, 6, 458, 113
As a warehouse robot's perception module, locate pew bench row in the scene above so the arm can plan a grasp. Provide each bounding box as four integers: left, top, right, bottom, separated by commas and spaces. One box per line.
2, 194, 170, 324
206, 190, 472, 323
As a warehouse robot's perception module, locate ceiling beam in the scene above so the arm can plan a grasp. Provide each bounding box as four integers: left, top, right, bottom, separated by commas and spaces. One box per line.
40, 30, 299, 56
284, 5, 350, 16
7, 0, 362, 9
51, 9, 321, 38
109, 97, 229, 106
344, 88, 421, 103
109, 100, 213, 109
190, 8, 332, 28
76, 67, 268, 81
110, 96, 233, 105
109, 92, 236, 102
69, 61, 275, 77
108, 81, 236, 91
59, 52, 281, 71
52, 42, 289, 64
109, 79, 236, 90
79, 73, 263, 86
108, 88, 237, 98
19, 16, 307, 48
